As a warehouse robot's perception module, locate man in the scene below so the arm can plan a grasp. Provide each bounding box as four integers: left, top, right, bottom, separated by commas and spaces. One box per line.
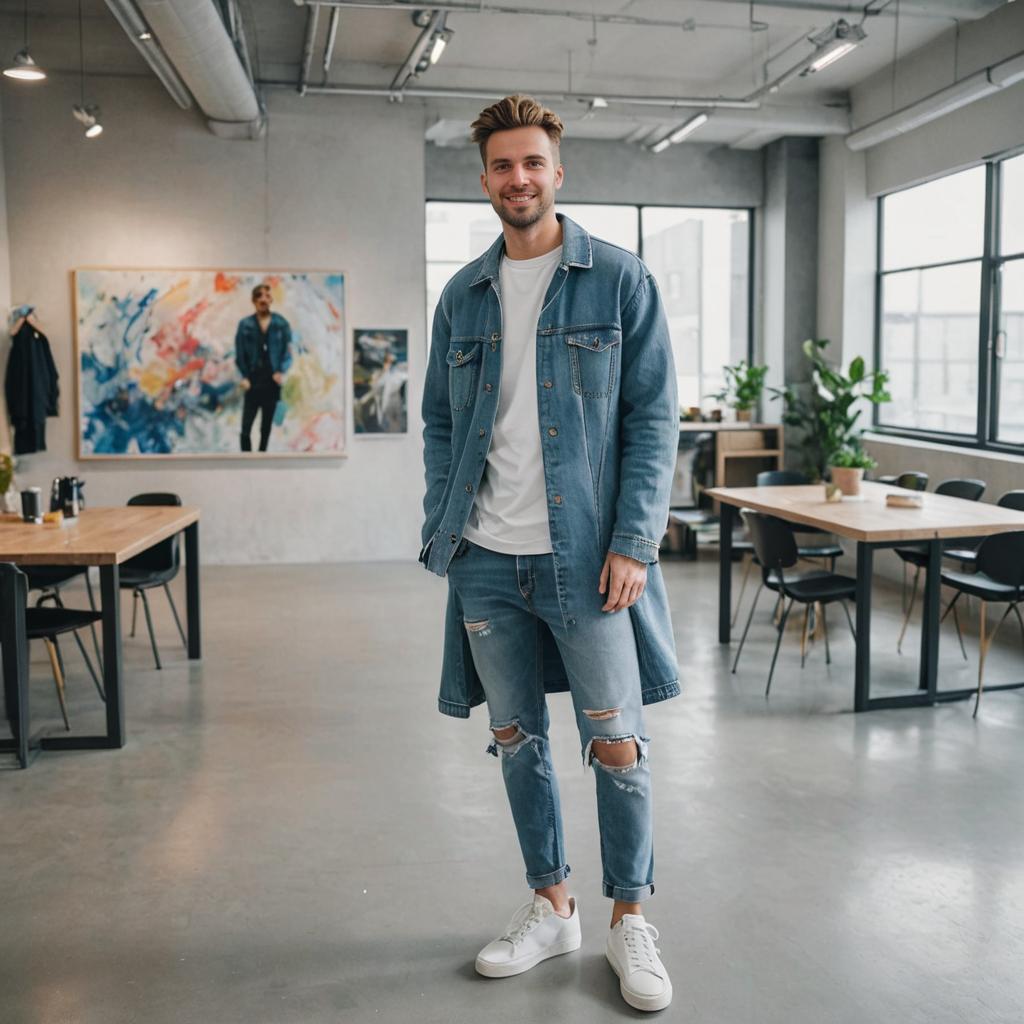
235, 283, 292, 452
420, 96, 680, 1012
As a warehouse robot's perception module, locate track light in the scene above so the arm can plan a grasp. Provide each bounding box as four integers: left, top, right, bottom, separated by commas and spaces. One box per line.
429, 28, 453, 65
73, 104, 103, 138
648, 137, 672, 154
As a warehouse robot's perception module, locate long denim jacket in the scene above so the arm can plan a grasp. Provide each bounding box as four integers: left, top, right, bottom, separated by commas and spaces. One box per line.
421, 215, 680, 718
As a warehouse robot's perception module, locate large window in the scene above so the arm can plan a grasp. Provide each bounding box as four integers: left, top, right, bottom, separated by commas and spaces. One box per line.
425, 200, 751, 409
875, 152, 1024, 451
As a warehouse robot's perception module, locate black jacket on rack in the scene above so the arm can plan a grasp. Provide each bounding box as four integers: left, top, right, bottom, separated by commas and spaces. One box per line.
5, 321, 59, 454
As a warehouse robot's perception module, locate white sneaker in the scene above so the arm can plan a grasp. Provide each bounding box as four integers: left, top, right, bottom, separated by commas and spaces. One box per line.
606, 914, 673, 1012
474, 894, 582, 978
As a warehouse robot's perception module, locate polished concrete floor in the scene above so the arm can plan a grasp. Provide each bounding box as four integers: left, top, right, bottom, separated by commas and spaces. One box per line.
2, 555, 1024, 1024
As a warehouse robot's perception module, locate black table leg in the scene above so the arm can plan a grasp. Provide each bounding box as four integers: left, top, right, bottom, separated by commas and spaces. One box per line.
719, 502, 734, 644
100, 564, 125, 748
920, 539, 941, 697
854, 542, 873, 712
184, 522, 201, 660
0, 565, 30, 768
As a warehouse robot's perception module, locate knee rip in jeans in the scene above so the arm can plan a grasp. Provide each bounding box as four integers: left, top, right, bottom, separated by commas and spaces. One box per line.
464, 618, 493, 639
583, 707, 622, 721
583, 733, 649, 773
485, 719, 538, 759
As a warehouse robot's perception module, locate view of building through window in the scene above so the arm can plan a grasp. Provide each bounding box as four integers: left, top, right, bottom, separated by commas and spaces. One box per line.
425, 201, 750, 412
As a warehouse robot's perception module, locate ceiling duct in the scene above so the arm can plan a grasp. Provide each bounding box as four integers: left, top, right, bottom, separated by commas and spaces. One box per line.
134, 0, 263, 138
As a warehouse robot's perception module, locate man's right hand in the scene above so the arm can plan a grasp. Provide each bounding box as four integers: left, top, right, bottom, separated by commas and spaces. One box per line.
240, 378, 251, 391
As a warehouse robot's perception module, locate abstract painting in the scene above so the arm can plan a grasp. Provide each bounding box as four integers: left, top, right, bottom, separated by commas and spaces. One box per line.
352, 328, 408, 435
75, 269, 346, 457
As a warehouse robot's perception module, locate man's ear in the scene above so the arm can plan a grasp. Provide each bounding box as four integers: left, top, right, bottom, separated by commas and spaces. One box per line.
554, 165, 564, 190
480, 171, 489, 196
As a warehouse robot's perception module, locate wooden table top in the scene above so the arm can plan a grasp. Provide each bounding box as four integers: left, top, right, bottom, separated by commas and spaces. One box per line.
706, 483, 1024, 543
0, 506, 200, 565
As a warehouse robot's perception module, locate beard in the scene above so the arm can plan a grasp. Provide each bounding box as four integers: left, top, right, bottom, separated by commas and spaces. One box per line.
490, 188, 554, 230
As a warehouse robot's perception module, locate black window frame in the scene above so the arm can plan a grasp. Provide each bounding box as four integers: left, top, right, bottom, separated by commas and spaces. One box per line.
424, 198, 756, 371
871, 146, 1024, 455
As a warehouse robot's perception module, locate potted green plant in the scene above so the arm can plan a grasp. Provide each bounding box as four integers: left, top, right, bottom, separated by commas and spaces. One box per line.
828, 446, 876, 497
708, 361, 768, 422
0, 453, 14, 513
770, 339, 891, 484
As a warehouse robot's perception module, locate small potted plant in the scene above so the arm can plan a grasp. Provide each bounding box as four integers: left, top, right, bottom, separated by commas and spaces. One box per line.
708, 361, 768, 422
828, 445, 876, 497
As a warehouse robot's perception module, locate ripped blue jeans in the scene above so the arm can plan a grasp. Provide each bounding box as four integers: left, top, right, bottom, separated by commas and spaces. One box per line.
446, 540, 654, 902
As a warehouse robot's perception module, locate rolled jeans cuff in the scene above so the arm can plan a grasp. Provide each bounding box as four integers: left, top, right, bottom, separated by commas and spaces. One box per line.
526, 864, 571, 890
603, 881, 655, 902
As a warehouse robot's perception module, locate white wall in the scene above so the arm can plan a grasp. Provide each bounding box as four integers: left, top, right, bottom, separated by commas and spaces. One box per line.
2, 80, 427, 565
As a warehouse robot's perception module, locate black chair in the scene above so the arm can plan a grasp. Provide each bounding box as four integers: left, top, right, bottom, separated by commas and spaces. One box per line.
940, 531, 1024, 717
942, 490, 1024, 570
894, 478, 987, 655
25, 565, 104, 700
0, 564, 104, 731
120, 493, 187, 670
731, 470, 844, 627
732, 511, 857, 696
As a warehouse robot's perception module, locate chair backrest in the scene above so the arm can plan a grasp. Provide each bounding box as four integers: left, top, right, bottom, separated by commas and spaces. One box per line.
124, 493, 182, 574
896, 472, 929, 491
935, 478, 986, 501
756, 469, 808, 487
742, 510, 799, 573
976, 531, 1024, 591
997, 490, 1024, 512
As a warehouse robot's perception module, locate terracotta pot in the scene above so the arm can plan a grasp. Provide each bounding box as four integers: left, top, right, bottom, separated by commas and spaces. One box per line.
830, 465, 864, 496
735, 408, 753, 422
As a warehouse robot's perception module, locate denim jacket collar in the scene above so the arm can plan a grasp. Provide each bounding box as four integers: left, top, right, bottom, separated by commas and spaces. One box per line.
469, 213, 594, 286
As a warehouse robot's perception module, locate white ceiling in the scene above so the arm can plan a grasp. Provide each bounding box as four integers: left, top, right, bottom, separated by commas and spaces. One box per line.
0, 0, 1012, 147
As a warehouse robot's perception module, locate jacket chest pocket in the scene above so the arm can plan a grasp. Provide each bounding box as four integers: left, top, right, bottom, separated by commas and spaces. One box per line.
446, 341, 481, 411
566, 330, 621, 398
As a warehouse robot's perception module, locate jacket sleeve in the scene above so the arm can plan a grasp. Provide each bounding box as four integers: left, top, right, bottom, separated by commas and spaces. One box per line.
420, 293, 454, 550
278, 317, 293, 374
42, 335, 59, 416
607, 272, 678, 564
234, 321, 250, 378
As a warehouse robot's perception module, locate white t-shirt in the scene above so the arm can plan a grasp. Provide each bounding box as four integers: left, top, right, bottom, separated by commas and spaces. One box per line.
463, 245, 562, 555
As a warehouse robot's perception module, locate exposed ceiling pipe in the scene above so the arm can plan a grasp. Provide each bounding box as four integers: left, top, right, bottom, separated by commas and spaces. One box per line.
104, 0, 193, 109
322, 6, 341, 80
136, 0, 263, 137
298, 2, 320, 94
291, 0, 997, 23
846, 49, 1024, 150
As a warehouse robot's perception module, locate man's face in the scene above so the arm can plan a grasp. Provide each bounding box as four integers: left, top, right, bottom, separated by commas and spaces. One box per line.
253, 288, 272, 315
480, 126, 563, 231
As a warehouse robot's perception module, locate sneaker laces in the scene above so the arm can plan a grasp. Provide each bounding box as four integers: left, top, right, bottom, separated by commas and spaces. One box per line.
621, 919, 664, 977
500, 900, 550, 947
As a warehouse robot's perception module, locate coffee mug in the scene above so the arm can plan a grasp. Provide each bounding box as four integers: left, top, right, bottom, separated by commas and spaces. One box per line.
21, 487, 42, 522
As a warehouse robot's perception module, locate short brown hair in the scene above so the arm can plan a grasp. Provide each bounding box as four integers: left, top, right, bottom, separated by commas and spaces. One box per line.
251, 283, 270, 302
470, 95, 564, 167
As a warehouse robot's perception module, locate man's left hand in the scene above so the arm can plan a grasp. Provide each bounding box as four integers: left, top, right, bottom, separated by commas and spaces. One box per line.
272, 372, 284, 385
599, 552, 648, 613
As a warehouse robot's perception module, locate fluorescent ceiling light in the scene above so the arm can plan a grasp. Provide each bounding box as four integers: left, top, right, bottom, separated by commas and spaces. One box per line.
801, 20, 865, 77
649, 137, 672, 154
429, 29, 452, 65
667, 111, 709, 143
3, 48, 45, 81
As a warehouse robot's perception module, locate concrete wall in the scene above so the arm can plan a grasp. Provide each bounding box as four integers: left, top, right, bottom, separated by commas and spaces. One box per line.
2, 79, 427, 564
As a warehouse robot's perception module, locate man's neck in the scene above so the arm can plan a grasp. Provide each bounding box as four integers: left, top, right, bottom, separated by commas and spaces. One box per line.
502, 214, 562, 261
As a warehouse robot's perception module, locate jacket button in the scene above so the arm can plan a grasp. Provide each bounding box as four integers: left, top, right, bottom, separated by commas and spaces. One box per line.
484, 383, 493, 392
465, 484, 473, 493
543, 380, 553, 388
491, 332, 499, 341
450, 533, 457, 542
553, 495, 562, 505
456, 350, 463, 363
548, 427, 558, 437
478, 428, 486, 437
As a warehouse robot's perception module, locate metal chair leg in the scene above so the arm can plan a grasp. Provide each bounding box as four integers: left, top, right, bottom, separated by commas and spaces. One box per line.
822, 603, 831, 665
901, 561, 908, 612
800, 603, 810, 669
52, 591, 104, 701
731, 554, 754, 628
951, 601, 968, 662
164, 582, 187, 648
897, 567, 921, 655
43, 637, 71, 731
140, 589, 162, 670
84, 570, 103, 673
1012, 602, 1024, 646
975, 601, 1013, 718
131, 589, 140, 638
766, 598, 794, 697
731, 582, 764, 675
841, 600, 856, 642
940, 590, 963, 624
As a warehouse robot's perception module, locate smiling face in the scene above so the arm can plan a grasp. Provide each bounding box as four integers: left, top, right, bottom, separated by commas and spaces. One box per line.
480, 126, 563, 231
